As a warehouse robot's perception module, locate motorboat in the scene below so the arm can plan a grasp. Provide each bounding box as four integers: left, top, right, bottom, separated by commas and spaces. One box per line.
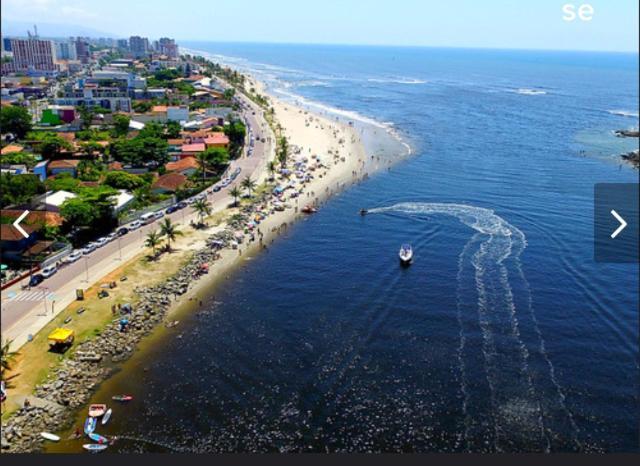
88, 404, 107, 418
399, 244, 413, 265
301, 205, 317, 214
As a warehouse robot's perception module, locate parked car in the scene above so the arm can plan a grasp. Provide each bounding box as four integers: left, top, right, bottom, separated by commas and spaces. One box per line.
212, 185, 222, 192
40, 264, 58, 279
66, 250, 83, 263
95, 237, 109, 247
153, 211, 165, 220
82, 243, 97, 255
128, 220, 142, 230
28, 274, 44, 287
177, 201, 188, 209
116, 227, 129, 236
166, 205, 178, 214
140, 213, 156, 225
106, 232, 117, 242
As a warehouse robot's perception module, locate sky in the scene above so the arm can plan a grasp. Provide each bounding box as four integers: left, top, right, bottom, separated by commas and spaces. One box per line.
1, 0, 638, 52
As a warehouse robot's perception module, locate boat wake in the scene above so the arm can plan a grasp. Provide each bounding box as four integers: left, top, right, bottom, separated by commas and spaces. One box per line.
366, 203, 581, 452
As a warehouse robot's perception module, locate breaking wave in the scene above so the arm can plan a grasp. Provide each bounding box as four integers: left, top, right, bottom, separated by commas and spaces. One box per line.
512, 88, 547, 96
607, 109, 639, 119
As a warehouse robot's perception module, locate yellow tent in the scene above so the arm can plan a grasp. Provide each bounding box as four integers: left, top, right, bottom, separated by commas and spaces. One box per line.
47, 328, 74, 345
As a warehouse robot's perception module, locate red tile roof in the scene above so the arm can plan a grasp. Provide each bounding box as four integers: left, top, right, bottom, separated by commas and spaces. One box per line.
152, 105, 168, 113
181, 143, 205, 153
165, 156, 199, 173
108, 161, 123, 170
1, 210, 63, 227
1, 223, 37, 241
48, 159, 81, 169
204, 133, 229, 146
152, 173, 188, 192
1, 144, 24, 155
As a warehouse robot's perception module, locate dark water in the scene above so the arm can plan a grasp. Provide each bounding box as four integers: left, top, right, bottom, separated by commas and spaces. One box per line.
51, 44, 639, 453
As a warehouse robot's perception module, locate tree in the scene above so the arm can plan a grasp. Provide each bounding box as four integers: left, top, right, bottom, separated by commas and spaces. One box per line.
204, 147, 230, 170
110, 136, 168, 167
224, 120, 246, 158
0, 339, 19, 377
195, 152, 210, 185
229, 186, 241, 206
241, 176, 256, 197
0, 152, 38, 168
79, 141, 106, 159
139, 121, 165, 139
104, 171, 147, 191
165, 120, 181, 139
159, 217, 183, 252
223, 88, 235, 100
144, 230, 162, 258
112, 114, 130, 137
267, 161, 276, 180
37, 133, 73, 159
192, 198, 212, 225
78, 105, 95, 130
0, 173, 45, 208
77, 160, 103, 181
277, 136, 289, 168
60, 191, 116, 237
0, 105, 32, 139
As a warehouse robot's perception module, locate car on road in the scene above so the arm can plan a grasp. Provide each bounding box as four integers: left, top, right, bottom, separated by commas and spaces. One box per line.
82, 242, 97, 255
65, 250, 83, 263
40, 265, 58, 279
107, 232, 117, 242
140, 213, 156, 224
177, 201, 188, 209
128, 220, 142, 230
95, 237, 109, 247
28, 274, 44, 287
117, 226, 129, 236
220, 178, 231, 187
165, 205, 179, 214
212, 185, 222, 192
153, 211, 165, 220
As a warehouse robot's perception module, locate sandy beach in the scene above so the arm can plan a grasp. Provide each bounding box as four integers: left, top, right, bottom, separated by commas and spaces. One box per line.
1, 69, 402, 453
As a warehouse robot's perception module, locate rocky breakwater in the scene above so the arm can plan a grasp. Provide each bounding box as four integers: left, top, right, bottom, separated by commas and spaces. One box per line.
0, 226, 245, 453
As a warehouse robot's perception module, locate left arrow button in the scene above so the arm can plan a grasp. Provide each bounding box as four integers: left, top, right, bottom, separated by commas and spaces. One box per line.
13, 210, 30, 239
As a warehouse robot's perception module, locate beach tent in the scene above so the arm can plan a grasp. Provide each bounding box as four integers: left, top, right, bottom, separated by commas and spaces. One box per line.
48, 328, 75, 346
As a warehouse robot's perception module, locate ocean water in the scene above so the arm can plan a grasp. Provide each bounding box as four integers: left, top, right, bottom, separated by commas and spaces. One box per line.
51, 44, 639, 453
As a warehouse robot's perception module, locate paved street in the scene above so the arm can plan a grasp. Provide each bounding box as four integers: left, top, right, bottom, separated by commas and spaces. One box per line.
0, 92, 274, 346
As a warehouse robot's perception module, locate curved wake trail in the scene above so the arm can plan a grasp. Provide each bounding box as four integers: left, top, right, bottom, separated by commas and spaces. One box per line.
367, 203, 578, 451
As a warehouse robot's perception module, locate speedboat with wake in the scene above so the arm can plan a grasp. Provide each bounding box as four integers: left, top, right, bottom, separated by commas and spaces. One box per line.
399, 244, 413, 265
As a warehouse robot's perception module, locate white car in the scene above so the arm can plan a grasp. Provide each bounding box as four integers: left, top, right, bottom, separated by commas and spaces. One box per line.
66, 250, 83, 263
82, 243, 97, 255
106, 232, 117, 242
128, 220, 142, 230
40, 264, 58, 279
95, 237, 109, 247
154, 211, 165, 220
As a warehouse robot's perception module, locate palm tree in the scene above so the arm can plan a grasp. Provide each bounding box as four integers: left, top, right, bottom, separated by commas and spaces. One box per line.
241, 176, 256, 197
229, 186, 241, 206
267, 161, 276, 180
1, 339, 19, 377
192, 199, 212, 225
144, 230, 162, 258
277, 136, 288, 168
195, 151, 209, 185
159, 218, 183, 252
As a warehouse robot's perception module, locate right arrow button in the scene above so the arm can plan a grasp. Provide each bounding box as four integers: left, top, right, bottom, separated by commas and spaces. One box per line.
610, 209, 627, 239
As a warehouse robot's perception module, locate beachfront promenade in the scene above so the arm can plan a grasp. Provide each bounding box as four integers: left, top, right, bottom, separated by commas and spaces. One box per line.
0, 93, 274, 349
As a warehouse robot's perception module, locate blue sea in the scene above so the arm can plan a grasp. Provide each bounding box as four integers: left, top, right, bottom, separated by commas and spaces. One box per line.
54, 44, 640, 453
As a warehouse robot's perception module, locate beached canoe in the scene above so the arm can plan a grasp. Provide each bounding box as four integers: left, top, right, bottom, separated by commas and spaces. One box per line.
101, 408, 112, 425
41, 432, 60, 442
88, 433, 108, 444
83, 444, 108, 452
112, 395, 133, 402
84, 417, 97, 435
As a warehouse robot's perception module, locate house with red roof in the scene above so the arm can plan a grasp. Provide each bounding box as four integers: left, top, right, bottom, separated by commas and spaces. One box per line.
151, 172, 188, 194
165, 157, 199, 176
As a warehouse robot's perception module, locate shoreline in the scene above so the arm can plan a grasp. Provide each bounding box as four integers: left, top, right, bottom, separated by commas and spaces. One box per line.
1, 66, 408, 453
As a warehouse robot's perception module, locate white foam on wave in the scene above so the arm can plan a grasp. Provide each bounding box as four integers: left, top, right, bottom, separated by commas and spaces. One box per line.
296, 80, 332, 88
512, 88, 547, 96
367, 77, 428, 85
607, 109, 640, 118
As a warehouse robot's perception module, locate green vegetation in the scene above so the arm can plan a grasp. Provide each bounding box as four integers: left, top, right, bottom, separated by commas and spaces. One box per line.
192, 198, 212, 225
1, 339, 19, 381
59, 190, 117, 243
159, 217, 183, 251
224, 119, 247, 158
110, 135, 169, 167
0, 173, 45, 208
277, 136, 289, 168
144, 230, 162, 258
0, 105, 33, 139
0, 152, 38, 168
229, 186, 241, 206
103, 171, 148, 190
241, 175, 256, 197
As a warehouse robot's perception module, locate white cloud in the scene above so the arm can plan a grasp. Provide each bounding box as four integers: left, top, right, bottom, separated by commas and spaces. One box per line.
3, 0, 97, 23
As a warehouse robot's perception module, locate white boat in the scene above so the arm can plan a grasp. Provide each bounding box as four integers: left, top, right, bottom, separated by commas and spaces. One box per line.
83, 444, 108, 452
399, 244, 413, 264
101, 408, 112, 425
40, 432, 60, 442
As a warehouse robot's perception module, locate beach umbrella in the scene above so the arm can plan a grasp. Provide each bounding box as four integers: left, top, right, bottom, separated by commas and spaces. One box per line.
0, 264, 7, 271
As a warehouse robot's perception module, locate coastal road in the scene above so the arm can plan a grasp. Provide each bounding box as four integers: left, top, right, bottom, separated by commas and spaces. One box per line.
0, 92, 274, 347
